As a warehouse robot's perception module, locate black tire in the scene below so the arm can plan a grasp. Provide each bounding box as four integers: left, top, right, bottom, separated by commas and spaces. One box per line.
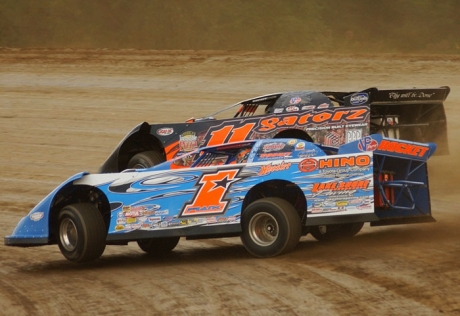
137, 237, 180, 255
310, 222, 364, 242
241, 197, 301, 258
127, 150, 165, 169
57, 203, 107, 263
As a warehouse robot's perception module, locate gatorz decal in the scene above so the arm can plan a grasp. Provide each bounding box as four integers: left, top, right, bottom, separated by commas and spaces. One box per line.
256, 108, 369, 133
181, 169, 241, 216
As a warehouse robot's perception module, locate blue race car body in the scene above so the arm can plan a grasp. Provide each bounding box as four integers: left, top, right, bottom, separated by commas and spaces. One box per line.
5, 135, 437, 262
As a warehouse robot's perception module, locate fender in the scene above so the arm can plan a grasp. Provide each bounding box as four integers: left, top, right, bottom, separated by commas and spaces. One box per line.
98, 122, 149, 173
4, 172, 88, 246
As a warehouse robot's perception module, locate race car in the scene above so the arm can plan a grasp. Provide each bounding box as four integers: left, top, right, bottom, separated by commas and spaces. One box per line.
5, 135, 437, 263
99, 86, 449, 173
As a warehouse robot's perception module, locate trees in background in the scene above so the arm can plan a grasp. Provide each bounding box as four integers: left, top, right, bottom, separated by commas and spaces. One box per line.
0, 0, 459, 53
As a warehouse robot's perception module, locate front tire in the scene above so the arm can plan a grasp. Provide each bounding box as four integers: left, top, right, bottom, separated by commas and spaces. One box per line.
57, 203, 107, 263
127, 150, 165, 169
241, 197, 301, 257
137, 237, 180, 255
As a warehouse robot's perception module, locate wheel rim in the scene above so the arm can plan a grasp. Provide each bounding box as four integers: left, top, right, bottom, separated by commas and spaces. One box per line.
60, 218, 78, 251
248, 212, 279, 246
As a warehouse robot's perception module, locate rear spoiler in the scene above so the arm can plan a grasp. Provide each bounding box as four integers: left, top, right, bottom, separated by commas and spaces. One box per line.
323, 87, 450, 155
339, 135, 436, 226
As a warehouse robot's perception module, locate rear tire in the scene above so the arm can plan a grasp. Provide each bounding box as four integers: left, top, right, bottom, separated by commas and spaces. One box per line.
310, 222, 364, 242
127, 150, 165, 169
57, 203, 107, 263
137, 237, 180, 255
241, 197, 301, 257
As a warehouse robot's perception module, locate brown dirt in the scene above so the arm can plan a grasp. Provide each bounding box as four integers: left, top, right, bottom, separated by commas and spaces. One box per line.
1, 49, 460, 315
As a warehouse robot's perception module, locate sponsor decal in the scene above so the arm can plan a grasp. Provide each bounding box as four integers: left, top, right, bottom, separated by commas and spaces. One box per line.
262, 142, 286, 152
259, 152, 291, 159
155, 209, 169, 216
148, 216, 162, 223
289, 96, 302, 105
131, 224, 142, 230
30, 212, 44, 222
298, 158, 318, 172
197, 218, 208, 224
258, 161, 292, 176
286, 106, 299, 112
130, 206, 147, 212
389, 91, 435, 100
346, 129, 363, 143
115, 225, 125, 231
350, 93, 369, 105
256, 108, 368, 133
377, 139, 429, 157
116, 218, 126, 225
317, 103, 331, 109
156, 127, 174, 136
357, 203, 372, 210
298, 149, 320, 158
295, 142, 305, 150
206, 217, 217, 224
180, 131, 198, 152
323, 131, 343, 147
287, 139, 297, 146
357, 136, 379, 151
274, 108, 284, 113
317, 155, 371, 169
299, 155, 370, 172
301, 105, 316, 111
168, 220, 180, 227
123, 211, 143, 217
122, 205, 159, 217
310, 207, 323, 213
336, 201, 349, 207
312, 180, 370, 193
126, 217, 137, 224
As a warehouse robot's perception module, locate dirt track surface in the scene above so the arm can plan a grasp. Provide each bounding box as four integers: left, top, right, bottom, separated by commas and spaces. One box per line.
1, 49, 460, 315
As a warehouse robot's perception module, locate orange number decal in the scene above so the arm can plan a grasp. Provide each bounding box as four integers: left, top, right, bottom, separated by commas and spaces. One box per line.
207, 123, 255, 146
181, 169, 240, 216
207, 126, 234, 146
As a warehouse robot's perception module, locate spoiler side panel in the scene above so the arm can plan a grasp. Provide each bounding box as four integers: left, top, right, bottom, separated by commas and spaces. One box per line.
339, 135, 436, 225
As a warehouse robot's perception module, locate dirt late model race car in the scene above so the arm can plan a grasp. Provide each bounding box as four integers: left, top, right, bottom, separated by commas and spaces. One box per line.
6, 134, 437, 263
99, 86, 449, 173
